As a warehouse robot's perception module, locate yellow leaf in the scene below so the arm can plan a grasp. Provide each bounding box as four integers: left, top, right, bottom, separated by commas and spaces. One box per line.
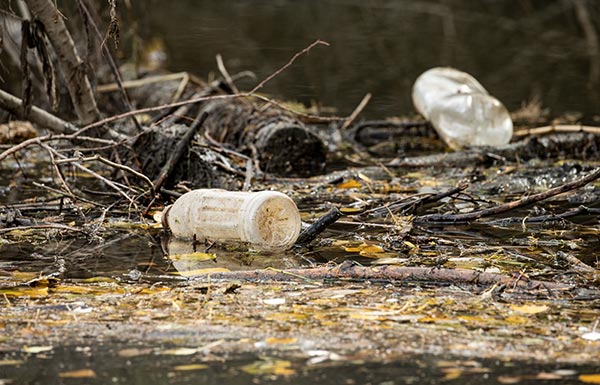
0, 360, 24, 366
160, 347, 198, 356
58, 369, 97, 378
118, 348, 153, 357
80, 277, 117, 283
344, 243, 384, 254
337, 179, 362, 189
22, 346, 53, 354
10, 271, 37, 281
174, 364, 208, 371
509, 304, 549, 314
265, 337, 297, 345
339, 207, 364, 214
0, 287, 49, 298
136, 287, 171, 295
241, 359, 295, 377
169, 252, 217, 262
580, 374, 600, 384
359, 245, 384, 254
442, 368, 463, 381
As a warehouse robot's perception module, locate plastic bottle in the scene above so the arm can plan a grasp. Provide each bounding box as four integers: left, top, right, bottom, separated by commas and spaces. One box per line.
162, 189, 301, 251
412, 67, 513, 149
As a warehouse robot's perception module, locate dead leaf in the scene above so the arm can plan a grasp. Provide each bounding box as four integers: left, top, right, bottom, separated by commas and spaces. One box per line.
580, 374, 600, 384
509, 304, 549, 314
337, 179, 362, 189
265, 337, 297, 345
22, 346, 53, 354
160, 347, 198, 356
58, 369, 96, 378
174, 364, 208, 371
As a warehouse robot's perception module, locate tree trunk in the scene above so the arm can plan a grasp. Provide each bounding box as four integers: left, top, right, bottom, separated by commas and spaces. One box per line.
24, 0, 100, 126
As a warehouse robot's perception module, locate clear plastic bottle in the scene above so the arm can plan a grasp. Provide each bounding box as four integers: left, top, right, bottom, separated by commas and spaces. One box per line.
162, 189, 301, 251
412, 67, 513, 149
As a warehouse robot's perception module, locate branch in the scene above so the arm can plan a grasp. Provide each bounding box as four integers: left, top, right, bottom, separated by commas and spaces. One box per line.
415, 167, 600, 224
0, 89, 77, 134
192, 260, 573, 293
24, 0, 100, 125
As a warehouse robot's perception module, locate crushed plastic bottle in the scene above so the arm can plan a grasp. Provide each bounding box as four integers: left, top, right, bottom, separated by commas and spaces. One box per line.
162, 189, 301, 251
412, 67, 513, 149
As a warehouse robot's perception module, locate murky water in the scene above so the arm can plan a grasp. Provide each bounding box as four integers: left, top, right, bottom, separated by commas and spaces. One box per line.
2, 2, 600, 383
0, 345, 597, 385
133, 0, 600, 120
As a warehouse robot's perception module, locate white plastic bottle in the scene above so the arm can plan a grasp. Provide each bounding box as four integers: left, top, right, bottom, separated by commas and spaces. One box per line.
412, 67, 513, 149
162, 189, 301, 251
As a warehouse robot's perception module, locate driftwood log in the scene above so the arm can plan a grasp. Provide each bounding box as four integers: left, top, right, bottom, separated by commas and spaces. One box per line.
198, 98, 327, 176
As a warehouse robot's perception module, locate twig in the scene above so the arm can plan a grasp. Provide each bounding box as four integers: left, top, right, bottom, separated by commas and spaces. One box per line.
0, 89, 77, 134
296, 207, 343, 245
32, 181, 102, 207
416, 167, 600, 224
341, 93, 371, 130
153, 112, 209, 192
41, 143, 78, 203
362, 184, 468, 218
77, 40, 342, 135
0, 134, 117, 163
0, 223, 88, 235
42, 145, 135, 205
249, 39, 329, 94
514, 124, 600, 137
0, 89, 126, 141
486, 205, 600, 226
54, 154, 155, 196
216, 54, 239, 94
78, 0, 142, 131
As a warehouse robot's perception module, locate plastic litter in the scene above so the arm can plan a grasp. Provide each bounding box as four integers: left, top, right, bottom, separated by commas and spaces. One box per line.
412, 67, 513, 149
162, 189, 301, 251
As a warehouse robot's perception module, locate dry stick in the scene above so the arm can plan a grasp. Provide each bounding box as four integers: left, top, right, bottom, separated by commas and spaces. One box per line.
194, 260, 572, 292
296, 207, 344, 245
54, 154, 155, 196
486, 205, 600, 226
32, 181, 102, 207
152, 112, 209, 193
0, 223, 88, 235
341, 93, 372, 130
41, 144, 78, 203
0, 89, 127, 141
0, 89, 77, 134
0, 134, 116, 163
24, 0, 100, 125
249, 39, 329, 94
77, 40, 342, 136
415, 167, 600, 224
96, 72, 191, 93
362, 183, 469, 218
216, 54, 239, 94
514, 124, 600, 137
78, 0, 142, 131
42, 145, 135, 204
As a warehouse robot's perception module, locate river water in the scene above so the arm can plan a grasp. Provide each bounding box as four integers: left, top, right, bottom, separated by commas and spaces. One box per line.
134, 0, 599, 120
1, 2, 600, 384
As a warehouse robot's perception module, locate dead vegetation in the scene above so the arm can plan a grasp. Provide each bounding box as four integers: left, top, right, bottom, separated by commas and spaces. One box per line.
0, 0, 599, 373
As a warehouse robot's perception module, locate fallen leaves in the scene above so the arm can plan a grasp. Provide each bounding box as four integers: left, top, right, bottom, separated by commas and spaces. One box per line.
58, 369, 97, 378
580, 374, 600, 384
509, 304, 549, 314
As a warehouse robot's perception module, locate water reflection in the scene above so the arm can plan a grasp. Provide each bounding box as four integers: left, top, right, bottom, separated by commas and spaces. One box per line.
134, 0, 599, 119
